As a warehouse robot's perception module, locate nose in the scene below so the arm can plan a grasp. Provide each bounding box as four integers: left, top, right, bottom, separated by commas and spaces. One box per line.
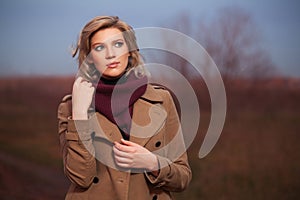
105, 46, 116, 59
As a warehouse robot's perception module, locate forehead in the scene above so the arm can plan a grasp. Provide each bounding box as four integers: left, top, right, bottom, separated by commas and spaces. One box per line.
91, 28, 124, 44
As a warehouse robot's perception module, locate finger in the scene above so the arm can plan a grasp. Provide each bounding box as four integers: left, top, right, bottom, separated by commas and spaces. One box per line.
82, 81, 91, 88
113, 149, 133, 168
113, 146, 132, 158
86, 82, 93, 88
114, 154, 132, 165
114, 142, 136, 153
115, 162, 131, 168
81, 79, 90, 84
74, 76, 83, 85
120, 139, 139, 147
114, 142, 135, 153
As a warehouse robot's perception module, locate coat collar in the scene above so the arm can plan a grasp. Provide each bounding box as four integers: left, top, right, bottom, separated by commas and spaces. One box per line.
92, 84, 167, 146
140, 84, 164, 103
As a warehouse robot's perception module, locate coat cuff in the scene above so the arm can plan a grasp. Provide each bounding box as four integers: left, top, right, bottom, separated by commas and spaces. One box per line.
67, 117, 93, 141
145, 155, 172, 187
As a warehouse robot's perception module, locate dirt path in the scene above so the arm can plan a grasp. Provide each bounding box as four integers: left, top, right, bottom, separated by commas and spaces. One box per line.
0, 151, 69, 200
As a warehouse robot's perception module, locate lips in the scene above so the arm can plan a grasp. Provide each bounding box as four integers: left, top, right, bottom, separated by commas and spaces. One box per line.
106, 61, 120, 68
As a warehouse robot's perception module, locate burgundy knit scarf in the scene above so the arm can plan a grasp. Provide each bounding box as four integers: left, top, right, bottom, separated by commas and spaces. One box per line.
94, 72, 148, 140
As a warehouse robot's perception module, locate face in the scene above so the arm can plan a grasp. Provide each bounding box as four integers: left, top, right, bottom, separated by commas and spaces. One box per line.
89, 28, 130, 79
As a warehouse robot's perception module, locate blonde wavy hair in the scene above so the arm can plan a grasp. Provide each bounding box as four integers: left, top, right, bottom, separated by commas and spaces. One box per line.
72, 16, 146, 81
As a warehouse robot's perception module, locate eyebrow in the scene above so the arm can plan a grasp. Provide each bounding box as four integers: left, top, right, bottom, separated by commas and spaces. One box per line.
91, 38, 124, 48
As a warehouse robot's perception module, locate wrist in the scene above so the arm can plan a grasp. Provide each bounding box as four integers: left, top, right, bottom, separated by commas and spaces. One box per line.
148, 153, 159, 172
72, 111, 88, 120
148, 154, 160, 177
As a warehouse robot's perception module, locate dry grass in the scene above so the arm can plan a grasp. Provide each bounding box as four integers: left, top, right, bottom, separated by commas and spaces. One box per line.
0, 76, 299, 199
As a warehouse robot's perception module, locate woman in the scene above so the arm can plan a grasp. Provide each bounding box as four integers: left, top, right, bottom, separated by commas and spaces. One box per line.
57, 16, 191, 200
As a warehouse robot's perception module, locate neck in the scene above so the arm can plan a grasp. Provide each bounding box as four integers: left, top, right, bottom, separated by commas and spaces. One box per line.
100, 69, 127, 81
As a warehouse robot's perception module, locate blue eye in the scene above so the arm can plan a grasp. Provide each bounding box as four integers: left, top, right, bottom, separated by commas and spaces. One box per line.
95, 45, 105, 51
114, 41, 124, 48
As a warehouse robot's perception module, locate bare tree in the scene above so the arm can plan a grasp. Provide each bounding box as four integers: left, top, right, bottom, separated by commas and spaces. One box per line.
160, 12, 193, 79
139, 12, 197, 80
143, 7, 277, 84
197, 6, 277, 80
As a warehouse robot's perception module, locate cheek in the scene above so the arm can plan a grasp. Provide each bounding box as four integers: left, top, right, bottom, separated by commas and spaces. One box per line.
122, 54, 129, 65
91, 53, 105, 65
91, 55, 108, 73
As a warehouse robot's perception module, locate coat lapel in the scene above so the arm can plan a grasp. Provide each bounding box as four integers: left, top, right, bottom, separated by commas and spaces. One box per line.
93, 85, 167, 147
130, 98, 167, 146
93, 112, 122, 143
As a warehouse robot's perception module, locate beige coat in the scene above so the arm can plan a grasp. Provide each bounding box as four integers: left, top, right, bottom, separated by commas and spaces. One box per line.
57, 84, 192, 200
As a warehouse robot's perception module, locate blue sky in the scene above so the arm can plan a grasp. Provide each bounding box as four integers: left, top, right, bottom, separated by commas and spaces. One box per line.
0, 0, 299, 77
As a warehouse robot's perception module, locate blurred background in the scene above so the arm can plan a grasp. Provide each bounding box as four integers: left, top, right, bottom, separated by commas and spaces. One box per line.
0, 0, 299, 199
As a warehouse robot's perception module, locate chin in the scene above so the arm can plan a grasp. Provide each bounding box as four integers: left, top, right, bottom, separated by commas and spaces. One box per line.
102, 71, 125, 79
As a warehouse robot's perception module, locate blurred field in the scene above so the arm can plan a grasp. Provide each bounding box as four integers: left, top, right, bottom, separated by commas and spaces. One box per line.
0, 76, 299, 199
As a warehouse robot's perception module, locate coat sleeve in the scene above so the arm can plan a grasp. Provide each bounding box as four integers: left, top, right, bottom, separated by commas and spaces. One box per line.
57, 95, 97, 188
145, 90, 192, 192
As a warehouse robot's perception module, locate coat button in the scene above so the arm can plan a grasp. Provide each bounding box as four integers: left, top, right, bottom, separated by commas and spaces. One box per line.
152, 194, 158, 200
155, 141, 161, 147
93, 177, 99, 184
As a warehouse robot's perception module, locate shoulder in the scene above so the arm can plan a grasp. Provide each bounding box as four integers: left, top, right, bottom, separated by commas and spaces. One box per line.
57, 94, 72, 118
149, 83, 175, 101
141, 84, 170, 103
148, 84, 180, 115
150, 83, 167, 90
143, 84, 178, 108
149, 83, 172, 96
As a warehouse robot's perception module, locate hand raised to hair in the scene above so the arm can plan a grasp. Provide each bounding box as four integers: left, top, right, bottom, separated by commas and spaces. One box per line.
72, 77, 95, 120
113, 139, 159, 172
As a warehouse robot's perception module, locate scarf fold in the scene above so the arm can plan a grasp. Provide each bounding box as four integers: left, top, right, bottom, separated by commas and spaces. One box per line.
94, 72, 148, 140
